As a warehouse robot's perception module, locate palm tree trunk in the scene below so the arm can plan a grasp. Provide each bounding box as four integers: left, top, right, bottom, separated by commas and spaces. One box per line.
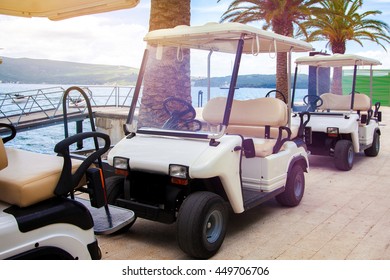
331, 42, 346, 95
139, 0, 191, 127
273, 18, 293, 103
331, 67, 343, 95
276, 52, 288, 102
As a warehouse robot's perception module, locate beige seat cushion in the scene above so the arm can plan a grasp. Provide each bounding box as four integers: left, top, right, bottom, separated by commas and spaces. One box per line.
353, 94, 371, 111
0, 139, 8, 171
253, 139, 285, 158
226, 124, 298, 139
0, 147, 83, 207
319, 93, 371, 111
203, 97, 288, 127
203, 97, 291, 157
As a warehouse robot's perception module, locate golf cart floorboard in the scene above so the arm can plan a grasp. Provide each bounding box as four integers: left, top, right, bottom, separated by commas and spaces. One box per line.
242, 187, 284, 210
75, 197, 135, 235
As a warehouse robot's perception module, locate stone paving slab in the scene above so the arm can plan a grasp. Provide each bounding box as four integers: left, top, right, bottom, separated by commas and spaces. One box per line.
97, 107, 390, 260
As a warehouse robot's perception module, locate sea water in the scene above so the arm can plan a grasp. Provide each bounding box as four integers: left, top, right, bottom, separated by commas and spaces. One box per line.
0, 83, 306, 154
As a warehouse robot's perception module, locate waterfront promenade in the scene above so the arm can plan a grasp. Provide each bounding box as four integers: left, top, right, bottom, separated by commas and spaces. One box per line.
97, 107, 390, 260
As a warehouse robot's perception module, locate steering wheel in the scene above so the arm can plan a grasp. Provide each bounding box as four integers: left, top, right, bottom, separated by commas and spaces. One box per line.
168, 120, 202, 131
303, 95, 324, 111
162, 97, 201, 131
163, 97, 196, 120
265, 90, 287, 103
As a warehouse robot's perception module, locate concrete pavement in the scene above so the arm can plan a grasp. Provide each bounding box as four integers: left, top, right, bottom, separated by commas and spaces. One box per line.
97, 107, 390, 260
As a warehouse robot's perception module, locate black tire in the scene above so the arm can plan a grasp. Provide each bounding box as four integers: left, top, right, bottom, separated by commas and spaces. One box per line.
364, 131, 380, 157
105, 176, 137, 232
276, 164, 305, 207
177, 192, 228, 259
334, 140, 354, 171
106, 176, 125, 204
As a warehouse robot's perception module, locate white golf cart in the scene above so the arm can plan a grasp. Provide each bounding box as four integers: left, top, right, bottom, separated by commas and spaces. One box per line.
291, 54, 382, 171
105, 22, 313, 259
0, 124, 107, 259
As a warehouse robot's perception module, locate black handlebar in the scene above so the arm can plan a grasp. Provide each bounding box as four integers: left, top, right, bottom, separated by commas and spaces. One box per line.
0, 123, 17, 143
54, 131, 111, 196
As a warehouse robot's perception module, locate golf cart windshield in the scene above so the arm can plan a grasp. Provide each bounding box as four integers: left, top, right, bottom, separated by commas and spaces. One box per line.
126, 23, 313, 139
291, 54, 381, 113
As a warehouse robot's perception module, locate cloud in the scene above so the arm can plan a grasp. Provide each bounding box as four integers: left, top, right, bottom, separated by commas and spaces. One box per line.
191, 1, 230, 25
192, 3, 230, 14
355, 50, 390, 70
0, 15, 148, 68
0, 0, 387, 75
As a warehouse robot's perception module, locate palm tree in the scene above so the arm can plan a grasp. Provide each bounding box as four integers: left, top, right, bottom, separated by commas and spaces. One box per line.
139, 0, 191, 127
301, 0, 390, 94
218, 0, 319, 102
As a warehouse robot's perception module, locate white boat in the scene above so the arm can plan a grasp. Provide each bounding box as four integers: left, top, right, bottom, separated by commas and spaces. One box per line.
219, 82, 239, 89
12, 93, 27, 103
69, 97, 86, 107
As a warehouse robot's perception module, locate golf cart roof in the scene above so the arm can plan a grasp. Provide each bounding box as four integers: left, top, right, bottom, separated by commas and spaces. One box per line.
295, 53, 381, 67
0, 0, 139, 20
144, 22, 314, 54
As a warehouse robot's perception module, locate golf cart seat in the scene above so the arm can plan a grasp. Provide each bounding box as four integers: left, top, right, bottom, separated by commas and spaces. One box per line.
0, 145, 84, 207
0, 124, 110, 208
203, 97, 296, 157
0, 139, 7, 171
319, 92, 371, 112
318, 92, 374, 125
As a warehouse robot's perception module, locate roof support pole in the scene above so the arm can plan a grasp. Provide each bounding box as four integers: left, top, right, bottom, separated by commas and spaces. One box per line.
369, 65, 373, 106
207, 50, 213, 101
222, 34, 244, 127
287, 47, 293, 127
350, 65, 358, 111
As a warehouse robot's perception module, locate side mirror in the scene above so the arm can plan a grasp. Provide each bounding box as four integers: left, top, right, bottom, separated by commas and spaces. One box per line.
243, 138, 255, 158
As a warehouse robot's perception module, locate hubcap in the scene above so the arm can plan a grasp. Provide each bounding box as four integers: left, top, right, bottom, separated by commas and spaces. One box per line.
204, 210, 223, 243
294, 174, 303, 198
347, 146, 354, 165
375, 134, 380, 151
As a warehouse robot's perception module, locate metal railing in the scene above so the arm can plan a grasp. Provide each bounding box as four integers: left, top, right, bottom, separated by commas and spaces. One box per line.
0, 85, 134, 126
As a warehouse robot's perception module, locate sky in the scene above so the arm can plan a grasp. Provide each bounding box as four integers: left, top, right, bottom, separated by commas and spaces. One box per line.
0, 0, 389, 77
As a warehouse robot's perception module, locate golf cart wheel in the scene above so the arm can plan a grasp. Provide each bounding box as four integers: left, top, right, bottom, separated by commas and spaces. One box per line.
334, 140, 354, 171
364, 131, 380, 157
105, 176, 137, 232
276, 164, 305, 207
177, 191, 228, 259
106, 176, 125, 204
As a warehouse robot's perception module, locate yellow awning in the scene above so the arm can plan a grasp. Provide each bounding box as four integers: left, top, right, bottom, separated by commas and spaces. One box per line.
0, 0, 140, 20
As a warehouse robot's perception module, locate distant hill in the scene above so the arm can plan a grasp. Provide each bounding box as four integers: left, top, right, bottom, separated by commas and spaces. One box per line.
194, 73, 309, 89
0, 57, 139, 85
0, 56, 308, 88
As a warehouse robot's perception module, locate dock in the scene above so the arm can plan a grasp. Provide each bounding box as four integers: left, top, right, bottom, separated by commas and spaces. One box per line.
0, 86, 133, 138
0, 108, 91, 133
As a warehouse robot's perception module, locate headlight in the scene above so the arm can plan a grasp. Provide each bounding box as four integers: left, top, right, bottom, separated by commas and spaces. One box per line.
113, 157, 130, 176
169, 164, 189, 179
